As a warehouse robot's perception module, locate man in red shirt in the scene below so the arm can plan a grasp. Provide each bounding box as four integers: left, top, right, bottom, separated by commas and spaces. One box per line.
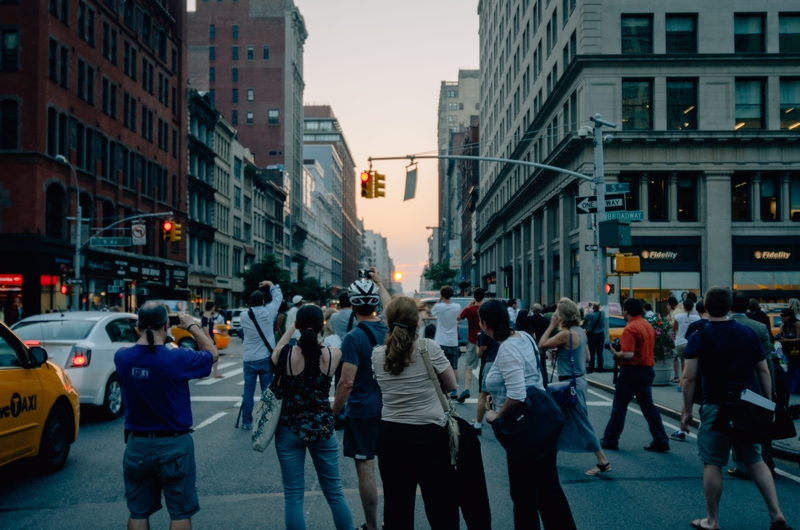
600, 298, 670, 453
456, 288, 485, 403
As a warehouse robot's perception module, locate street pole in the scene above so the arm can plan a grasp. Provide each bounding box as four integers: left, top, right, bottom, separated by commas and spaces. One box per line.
56, 155, 82, 311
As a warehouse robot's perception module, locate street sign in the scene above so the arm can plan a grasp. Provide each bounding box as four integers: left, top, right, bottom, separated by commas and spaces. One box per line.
584, 244, 599, 252
599, 210, 644, 222
605, 183, 630, 194
91, 237, 132, 247
575, 193, 626, 214
65, 278, 82, 284
131, 223, 146, 245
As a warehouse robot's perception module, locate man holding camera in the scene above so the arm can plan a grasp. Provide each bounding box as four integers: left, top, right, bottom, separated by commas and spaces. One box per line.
115, 302, 218, 530
600, 298, 671, 453
239, 280, 283, 430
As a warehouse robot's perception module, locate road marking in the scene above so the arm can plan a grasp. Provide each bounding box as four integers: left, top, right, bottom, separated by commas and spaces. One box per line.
587, 388, 700, 439
191, 396, 254, 402
195, 367, 244, 385
194, 412, 227, 429
776, 469, 800, 484
215, 362, 237, 371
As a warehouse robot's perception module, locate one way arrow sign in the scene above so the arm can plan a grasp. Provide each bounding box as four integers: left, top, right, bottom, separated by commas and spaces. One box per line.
574, 193, 627, 214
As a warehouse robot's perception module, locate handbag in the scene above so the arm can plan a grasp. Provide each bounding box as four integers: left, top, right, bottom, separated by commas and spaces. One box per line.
252, 344, 289, 453
491, 334, 565, 461
712, 390, 774, 444
546, 331, 578, 407
419, 339, 461, 466
770, 403, 797, 441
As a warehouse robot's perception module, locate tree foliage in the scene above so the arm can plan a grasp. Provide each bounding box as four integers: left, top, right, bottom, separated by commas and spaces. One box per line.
239, 254, 332, 306
423, 262, 458, 290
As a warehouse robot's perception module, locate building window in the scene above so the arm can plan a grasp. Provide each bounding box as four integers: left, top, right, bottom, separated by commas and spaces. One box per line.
760, 174, 781, 221
232, 67, 238, 82
234, 186, 241, 209
49, 39, 58, 81
59, 46, 69, 88
734, 14, 764, 53
231, 110, 238, 124
791, 174, 800, 221
232, 25, 238, 39
622, 80, 652, 130
447, 89, 458, 98
246, 111, 254, 124
234, 157, 242, 180
45, 184, 66, 239
735, 79, 764, 129
731, 174, 751, 221
247, 88, 254, 101
209, 67, 215, 82
77, 59, 86, 99
232, 46, 238, 60
0, 31, 18, 72
247, 46, 253, 60
0, 100, 18, 149
621, 15, 653, 53
209, 46, 215, 60
263, 45, 269, 59
232, 88, 238, 103
618, 174, 640, 212
209, 24, 215, 40
234, 217, 242, 239
780, 15, 800, 52
87, 8, 95, 47
666, 15, 697, 53
268, 109, 279, 124
781, 79, 800, 130
60, 0, 69, 26
666, 79, 697, 130
647, 174, 668, 221
677, 174, 697, 221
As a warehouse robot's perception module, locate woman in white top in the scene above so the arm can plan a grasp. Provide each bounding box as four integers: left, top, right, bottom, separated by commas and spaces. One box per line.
372, 296, 458, 530
672, 299, 700, 384
479, 300, 576, 530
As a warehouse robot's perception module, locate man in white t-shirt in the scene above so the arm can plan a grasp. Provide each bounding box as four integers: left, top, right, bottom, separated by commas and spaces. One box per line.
507, 298, 519, 326
432, 285, 462, 399
286, 295, 305, 339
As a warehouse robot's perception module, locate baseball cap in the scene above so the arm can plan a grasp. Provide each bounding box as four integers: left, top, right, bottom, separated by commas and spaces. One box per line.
292, 295, 305, 305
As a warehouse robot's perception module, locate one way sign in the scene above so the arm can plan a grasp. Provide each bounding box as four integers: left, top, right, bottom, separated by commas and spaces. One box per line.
575, 193, 626, 214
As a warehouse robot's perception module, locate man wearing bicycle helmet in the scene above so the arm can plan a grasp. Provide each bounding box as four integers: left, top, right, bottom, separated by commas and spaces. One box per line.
332, 267, 391, 530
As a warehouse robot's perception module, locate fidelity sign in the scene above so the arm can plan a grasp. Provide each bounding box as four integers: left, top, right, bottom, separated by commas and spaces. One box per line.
754, 251, 791, 260
641, 250, 678, 260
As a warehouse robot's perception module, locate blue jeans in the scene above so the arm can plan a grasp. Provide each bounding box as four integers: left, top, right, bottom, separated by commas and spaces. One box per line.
602, 366, 670, 448
275, 426, 354, 530
242, 357, 273, 426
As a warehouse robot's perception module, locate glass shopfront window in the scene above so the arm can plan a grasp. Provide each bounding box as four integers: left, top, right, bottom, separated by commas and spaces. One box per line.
760, 174, 780, 221
626, 271, 701, 318
732, 173, 751, 221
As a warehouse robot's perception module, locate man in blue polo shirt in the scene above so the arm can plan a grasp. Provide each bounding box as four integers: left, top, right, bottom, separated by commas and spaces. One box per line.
115, 302, 218, 530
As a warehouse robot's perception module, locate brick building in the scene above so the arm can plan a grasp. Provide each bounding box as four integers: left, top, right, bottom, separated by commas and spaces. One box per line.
0, 0, 189, 320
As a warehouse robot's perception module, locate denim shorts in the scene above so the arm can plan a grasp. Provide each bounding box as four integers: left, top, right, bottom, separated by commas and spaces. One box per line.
343, 416, 381, 461
697, 404, 762, 467
442, 346, 461, 370
480, 361, 494, 393
123, 434, 199, 521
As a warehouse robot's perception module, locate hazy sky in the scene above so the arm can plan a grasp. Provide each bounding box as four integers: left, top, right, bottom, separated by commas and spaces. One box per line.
188, 0, 480, 292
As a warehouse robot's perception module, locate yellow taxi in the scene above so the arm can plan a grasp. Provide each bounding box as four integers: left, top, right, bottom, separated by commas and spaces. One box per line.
169, 317, 230, 351
607, 314, 627, 342
0, 321, 80, 473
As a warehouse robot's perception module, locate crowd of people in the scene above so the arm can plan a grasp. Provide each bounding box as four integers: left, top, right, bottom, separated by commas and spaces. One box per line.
110, 275, 799, 530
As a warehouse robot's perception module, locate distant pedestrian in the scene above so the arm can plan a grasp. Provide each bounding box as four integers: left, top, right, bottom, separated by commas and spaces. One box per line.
672, 299, 701, 384
456, 287, 485, 403
114, 303, 218, 530
515, 309, 532, 334
680, 286, 790, 530
600, 298, 671, 453
372, 296, 459, 529
538, 298, 611, 476
202, 301, 223, 378
584, 303, 606, 373
747, 298, 773, 336
644, 303, 655, 318
274, 300, 289, 344
472, 330, 499, 434
431, 286, 462, 399
287, 295, 305, 340
527, 303, 550, 341
272, 305, 354, 530
329, 292, 356, 342
479, 300, 576, 530
789, 298, 800, 319
507, 298, 519, 325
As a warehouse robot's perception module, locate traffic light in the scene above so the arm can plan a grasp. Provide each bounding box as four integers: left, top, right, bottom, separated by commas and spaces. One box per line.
162, 220, 174, 241
60, 284, 68, 295
605, 283, 615, 295
360, 171, 373, 199
169, 223, 182, 242
374, 172, 386, 198
611, 253, 641, 274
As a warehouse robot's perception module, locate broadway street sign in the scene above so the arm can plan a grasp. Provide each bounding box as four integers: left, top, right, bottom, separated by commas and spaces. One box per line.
599, 210, 644, 222
575, 193, 626, 214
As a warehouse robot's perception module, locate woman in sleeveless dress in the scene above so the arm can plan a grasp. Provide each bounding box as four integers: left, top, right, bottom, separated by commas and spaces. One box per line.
539, 298, 611, 477
201, 300, 222, 378
272, 305, 354, 530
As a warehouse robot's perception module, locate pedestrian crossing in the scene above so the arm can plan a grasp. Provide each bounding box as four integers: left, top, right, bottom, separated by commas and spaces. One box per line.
196, 366, 244, 385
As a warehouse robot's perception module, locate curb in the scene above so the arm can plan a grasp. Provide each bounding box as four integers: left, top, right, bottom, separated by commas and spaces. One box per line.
586, 377, 800, 464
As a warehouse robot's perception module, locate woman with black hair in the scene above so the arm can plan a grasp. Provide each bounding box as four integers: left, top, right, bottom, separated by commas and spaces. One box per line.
202, 300, 223, 378
272, 305, 354, 530
479, 299, 576, 530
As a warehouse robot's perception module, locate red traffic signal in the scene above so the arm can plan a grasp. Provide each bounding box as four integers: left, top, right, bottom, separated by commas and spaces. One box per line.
163, 220, 174, 241
163, 220, 174, 231
60, 284, 68, 295
360, 171, 373, 198
605, 283, 615, 295
360, 171, 371, 183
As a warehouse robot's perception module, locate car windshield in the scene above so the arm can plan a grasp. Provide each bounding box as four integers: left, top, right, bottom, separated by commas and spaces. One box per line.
13, 320, 95, 341
609, 317, 626, 328
233, 311, 242, 317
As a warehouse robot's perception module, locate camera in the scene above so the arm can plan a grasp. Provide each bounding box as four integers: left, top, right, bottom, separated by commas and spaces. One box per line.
604, 338, 620, 351
358, 269, 373, 279
168, 315, 180, 326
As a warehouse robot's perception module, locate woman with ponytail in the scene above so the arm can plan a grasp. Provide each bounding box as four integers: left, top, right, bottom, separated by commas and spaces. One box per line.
371, 296, 458, 529
272, 305, 354, 530
479, 299, 576, 530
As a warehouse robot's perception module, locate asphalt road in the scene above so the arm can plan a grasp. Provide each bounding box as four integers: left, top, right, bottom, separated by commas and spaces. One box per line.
2, 338, 799, 529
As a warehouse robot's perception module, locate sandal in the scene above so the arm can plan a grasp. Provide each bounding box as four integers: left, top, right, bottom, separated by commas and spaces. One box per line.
670, 377, 681, 383
690, 519, 719, 530
585, 462, 611, 476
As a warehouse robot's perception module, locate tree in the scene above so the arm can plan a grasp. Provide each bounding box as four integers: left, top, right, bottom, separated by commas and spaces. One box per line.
239, 254, 289, 302
423, 261, 458, 290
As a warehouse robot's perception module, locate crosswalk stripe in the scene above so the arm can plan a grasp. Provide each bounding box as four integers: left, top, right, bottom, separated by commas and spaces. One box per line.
195, 368, 244, 385
215, 362, 237, 371
194, 412, 227, 429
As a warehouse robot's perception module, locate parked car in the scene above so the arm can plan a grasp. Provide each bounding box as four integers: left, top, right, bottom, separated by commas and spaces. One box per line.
229, 307, 248, 337
0, 321, 80, 473
421, 297, 473, 346
169, 317, 230, 351
13, 312, 137, 421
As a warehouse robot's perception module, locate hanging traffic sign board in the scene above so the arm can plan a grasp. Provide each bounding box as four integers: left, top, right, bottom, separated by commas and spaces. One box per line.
575, 193, 626, 214
131, 223, 146, 245
584, 244, 599, 252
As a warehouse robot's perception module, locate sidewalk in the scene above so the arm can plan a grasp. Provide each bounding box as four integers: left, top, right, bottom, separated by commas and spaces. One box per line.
585, 370, 800, 463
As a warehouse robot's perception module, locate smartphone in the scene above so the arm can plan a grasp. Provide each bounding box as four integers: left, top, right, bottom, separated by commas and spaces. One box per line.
168, 315, 180, 326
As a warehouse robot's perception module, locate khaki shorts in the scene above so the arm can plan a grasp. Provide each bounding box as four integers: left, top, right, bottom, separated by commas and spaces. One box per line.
464, 342, 480, 370
697, 404, 762, 467
676, 343, 687, 361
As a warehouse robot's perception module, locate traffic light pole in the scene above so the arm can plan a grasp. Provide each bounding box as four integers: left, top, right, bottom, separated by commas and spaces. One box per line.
81, 211, 174, 249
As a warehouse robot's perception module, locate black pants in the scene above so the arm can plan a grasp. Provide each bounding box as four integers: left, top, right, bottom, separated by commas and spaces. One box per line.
587, 332, 605, 372
507, 450, 576, 530
376, 421, 459, 530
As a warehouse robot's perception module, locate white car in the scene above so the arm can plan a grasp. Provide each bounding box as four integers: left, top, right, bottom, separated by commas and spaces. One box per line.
229, 307, 248, 337
13, 311, 139, 420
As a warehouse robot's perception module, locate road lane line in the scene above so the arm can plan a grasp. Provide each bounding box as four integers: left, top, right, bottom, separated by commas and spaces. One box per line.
191, 396, 255, 402
195, 367, 244, 385
587, 388, 699, 439
776, 469, 800, 484
215, 362, 237, 371
194, 412, 227, 429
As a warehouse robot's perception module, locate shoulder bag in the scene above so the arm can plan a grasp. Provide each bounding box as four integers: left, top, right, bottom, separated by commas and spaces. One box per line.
419, 339, 461, 466
252, 343, 289, 452
248, 308, 274, 354
546, 331, 578, 406
491, 334, 565, 461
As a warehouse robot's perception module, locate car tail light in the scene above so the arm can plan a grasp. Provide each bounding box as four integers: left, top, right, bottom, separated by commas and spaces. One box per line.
68, 346, 91, 368
24, 340, 41, 346
212, 328, 219, 335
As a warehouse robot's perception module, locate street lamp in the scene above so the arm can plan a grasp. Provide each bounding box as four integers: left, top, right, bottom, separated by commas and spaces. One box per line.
56, 154, 82, 311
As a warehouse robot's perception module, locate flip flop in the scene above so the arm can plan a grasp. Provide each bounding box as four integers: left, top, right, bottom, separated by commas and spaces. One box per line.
691, 519, 719, 530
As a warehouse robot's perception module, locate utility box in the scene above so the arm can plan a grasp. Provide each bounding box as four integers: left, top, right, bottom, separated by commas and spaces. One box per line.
599, 220, 631, 247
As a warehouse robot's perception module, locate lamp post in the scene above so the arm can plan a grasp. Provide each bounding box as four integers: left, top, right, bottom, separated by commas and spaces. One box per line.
56, 154, 82, 311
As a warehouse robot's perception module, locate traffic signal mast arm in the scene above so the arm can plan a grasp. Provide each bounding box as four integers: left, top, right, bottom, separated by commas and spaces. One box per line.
81, 211, 174, 249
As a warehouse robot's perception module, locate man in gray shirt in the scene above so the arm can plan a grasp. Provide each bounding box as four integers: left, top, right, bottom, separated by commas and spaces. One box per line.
330, 292, 357, 341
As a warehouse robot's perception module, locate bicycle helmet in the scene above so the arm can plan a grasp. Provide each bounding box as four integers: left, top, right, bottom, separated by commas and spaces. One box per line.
348, 279, 380, 307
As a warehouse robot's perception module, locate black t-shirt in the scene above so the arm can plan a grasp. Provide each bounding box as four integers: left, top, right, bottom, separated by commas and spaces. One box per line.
684, 318, 709, 342
684, 320, 764, 405
527, 314, 550, 341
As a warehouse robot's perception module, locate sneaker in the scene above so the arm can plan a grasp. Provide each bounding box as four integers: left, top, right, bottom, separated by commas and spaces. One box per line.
242, 423, 252, 430
599, 439, 619, 451
449, 391, 458, 400
671, 430, 686, 441
677, 386, 682, 393
471, 421, 482, 435
457, 390, 471, 403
